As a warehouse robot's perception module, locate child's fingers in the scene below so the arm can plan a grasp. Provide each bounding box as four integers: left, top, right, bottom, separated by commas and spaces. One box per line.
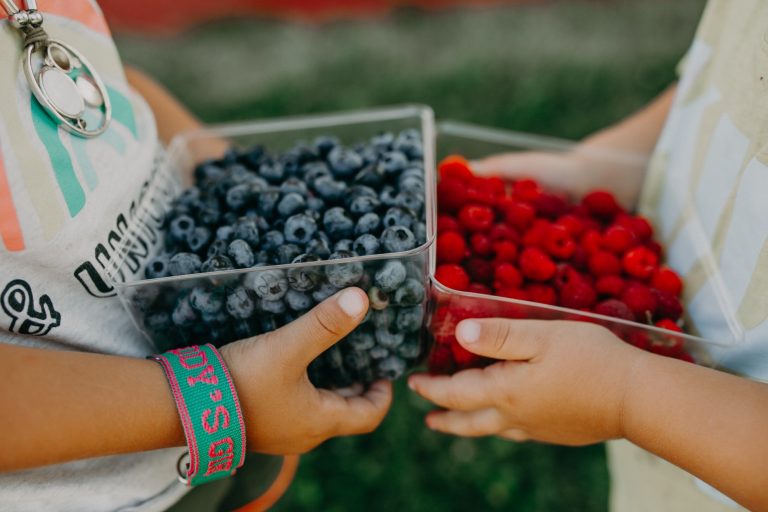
498, 428, 529, 442
317, 380, 393, 435
408, 368, 500, 411
455, 318, 565, 360
259, 287, 369, 369
425, 408, 505, 437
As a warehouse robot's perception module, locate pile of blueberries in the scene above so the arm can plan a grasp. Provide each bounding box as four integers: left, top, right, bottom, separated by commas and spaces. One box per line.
135, 129, 430, 388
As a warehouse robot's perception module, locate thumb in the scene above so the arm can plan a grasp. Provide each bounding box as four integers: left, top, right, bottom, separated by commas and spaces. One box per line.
260, 287, 369, 369
455, 318, 553, 360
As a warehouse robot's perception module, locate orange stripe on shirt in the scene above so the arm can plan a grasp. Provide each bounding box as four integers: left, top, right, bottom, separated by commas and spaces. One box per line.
0, 147, 25, 252
39, 0, 111, 36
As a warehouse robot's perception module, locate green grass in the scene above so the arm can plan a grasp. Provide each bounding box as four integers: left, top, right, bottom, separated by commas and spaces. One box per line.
116, 1, 705, 509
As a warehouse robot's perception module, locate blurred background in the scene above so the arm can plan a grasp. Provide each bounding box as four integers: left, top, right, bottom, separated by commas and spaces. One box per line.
108, 0, 705, 510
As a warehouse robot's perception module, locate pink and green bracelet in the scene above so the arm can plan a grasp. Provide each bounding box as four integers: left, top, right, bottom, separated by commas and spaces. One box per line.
150, 344, 246, 486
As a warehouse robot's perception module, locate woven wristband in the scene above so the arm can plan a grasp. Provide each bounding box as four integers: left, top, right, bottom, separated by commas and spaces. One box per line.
150, 344, 246, 486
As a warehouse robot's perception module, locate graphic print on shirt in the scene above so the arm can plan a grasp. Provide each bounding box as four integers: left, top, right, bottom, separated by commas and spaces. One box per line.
0, 279, 61, 336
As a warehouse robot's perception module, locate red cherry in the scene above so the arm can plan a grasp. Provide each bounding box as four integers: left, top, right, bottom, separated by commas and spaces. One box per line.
651, 266, 683, 296
653, 289, 683, 321
655, 318, 682, 333
526, 284, 557, 305
594, 299, 635, 321
622, 247, 659, 279
556, 214, 586, 237
437, 214, 463, 234
522, 219, 551, 248
533, 192, 569, 219
554, 264, 585, 290
435, 264, 470, 291
580, 229, 603, 254
512, 178, 542, 202
458, 204, 495, 232
450, 339, 479, 367
621, 283, 658, 320
489, 223, 519, 243
437, 178, 469, 211
519, 247, 557, 281
467, 283, 492, 294
437, 231, 467, 264
559, 280, 597, 310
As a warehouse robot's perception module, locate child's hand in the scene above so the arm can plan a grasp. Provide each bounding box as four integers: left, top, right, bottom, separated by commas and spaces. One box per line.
220, 288, 392, 454
409, 319, 646, 446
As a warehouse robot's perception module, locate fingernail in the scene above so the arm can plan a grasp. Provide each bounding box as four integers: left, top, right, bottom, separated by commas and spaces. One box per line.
456, 320, 481, 344
338, 288, 365, 317
407, 378, 417, 391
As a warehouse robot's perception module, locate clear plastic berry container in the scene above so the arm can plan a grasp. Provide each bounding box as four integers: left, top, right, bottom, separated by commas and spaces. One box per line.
106, 105, 436, 389
428, 121, 745, 373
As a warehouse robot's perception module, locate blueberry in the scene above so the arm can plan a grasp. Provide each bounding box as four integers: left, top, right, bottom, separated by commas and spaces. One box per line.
396, 337, 422, 360
395, 191, 424, 214
282, 213, 316, 245
145, 311, 172, 336
398, 176, 425, 195
347, 329, 376, 351
176, 187, 201, 208
333, 239, 354, 253
287, 254, 324, 291
394, 128, 423, 158
313, 135, 339, 157
275, 243, 302, 264
349, 195, 381, 216
195, 163, 226, 185
189, 287, 224, 315
233, 217, 260, 247
168, 252, 202, 276
376, 355, 407, 380
313, 176, 347, 202
375, 326, 405, 348
145, 254, 170, 279
285, 289, 313, 311
380, 226, 417, 253
367, 286, 389, 310
198, 196, 224, 227
260, 299, 287, 315
277, 192, 306, 218
328, 146, 363, 178
347, 185, 378, 201
172, 295, 197, 326
130, 286, 159, 312
399, 166, 424, 183
256, 188, 281, 218
382, 206, 415, 230
216, 225, 235, 241
227, 239, 255, 268
377, 151, 408, 176
170, 215, 195, 242
258, 162, 285, 183
186, 226, 211, 253
355, 213, 381, 236
225, 183, 257, 211
312, 281, 340, 302
344, 350, 372, 373
244, 269, 288, 301
353, 234, 380, 256
306, 197, 325, 213
375, 260, 407, 292
254, 250, 270, 264
413, 222, 427, 246
201, 255, 234, 273
280, 177, 308, 196
326, 251, 364, 287
306, 236, 332, 259
371, 308, 395, 329
323, 207, 355, 241
369, 345, 390, 360
393, 278, 425, 306
395, 305, 424, 333
261, 230, 285, 252
302, 161, 332, 184
260, 314, 279, 333
371, 131, 395, 151
353, 165, 384, 188
379, 186, 398, 207
226, 286, 255, 319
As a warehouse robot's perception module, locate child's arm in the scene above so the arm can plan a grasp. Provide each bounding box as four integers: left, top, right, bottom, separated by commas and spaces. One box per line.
408, 320, 768, 511
0, 288, 391, 472
474, 85, 677, 208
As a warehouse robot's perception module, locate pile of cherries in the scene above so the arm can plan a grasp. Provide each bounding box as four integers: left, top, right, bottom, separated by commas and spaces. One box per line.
429, 155, 693, 372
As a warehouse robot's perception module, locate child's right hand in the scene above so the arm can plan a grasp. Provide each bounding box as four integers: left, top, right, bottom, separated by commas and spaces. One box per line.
219, 287, 392, 454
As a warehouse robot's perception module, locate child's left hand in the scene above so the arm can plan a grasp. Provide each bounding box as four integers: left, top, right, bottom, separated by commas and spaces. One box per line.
408, 319, 647, 445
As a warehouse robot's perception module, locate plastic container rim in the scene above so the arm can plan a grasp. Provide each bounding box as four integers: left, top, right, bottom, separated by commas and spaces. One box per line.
107, 104, 437, 290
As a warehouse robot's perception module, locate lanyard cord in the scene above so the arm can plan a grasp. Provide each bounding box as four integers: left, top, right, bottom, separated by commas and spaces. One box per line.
3, 0, 47, 49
